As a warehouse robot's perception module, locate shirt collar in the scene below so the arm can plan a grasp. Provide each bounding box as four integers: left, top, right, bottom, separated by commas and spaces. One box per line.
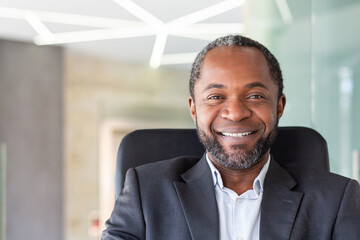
206, 153, 271, 196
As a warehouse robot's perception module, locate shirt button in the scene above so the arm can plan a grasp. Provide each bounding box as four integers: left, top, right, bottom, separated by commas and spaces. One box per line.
236, 198, 242, 203
237, 237, 244, 240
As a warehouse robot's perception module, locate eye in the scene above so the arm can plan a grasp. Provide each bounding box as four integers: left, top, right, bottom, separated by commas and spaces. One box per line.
248, 94, 264, 99
207, 95, 224, 100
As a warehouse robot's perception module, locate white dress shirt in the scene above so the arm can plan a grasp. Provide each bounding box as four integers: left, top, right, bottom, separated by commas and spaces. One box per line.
206, 154, 270, 240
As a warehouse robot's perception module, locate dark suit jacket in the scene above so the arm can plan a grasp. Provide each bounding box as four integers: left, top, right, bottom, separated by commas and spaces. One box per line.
102, 155, 360, 240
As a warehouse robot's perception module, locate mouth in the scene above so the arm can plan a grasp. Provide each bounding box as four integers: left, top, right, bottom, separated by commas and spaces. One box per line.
219, 130, 257, 138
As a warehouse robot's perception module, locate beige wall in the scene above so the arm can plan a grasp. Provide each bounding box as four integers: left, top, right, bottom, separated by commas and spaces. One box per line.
64, 51, 194, 240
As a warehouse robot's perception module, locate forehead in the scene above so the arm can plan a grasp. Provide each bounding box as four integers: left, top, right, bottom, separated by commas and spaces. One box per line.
202, 46, 269, 73
196, 46, 273, 88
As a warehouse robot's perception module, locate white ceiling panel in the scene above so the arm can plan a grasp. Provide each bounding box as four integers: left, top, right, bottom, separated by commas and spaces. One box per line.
0, 0, 246, 68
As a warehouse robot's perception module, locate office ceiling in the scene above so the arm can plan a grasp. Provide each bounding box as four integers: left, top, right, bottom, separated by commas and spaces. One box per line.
0, 0, 249, 68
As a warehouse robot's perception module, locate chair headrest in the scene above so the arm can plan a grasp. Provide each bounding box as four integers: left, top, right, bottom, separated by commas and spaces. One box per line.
115, 126, 329, 198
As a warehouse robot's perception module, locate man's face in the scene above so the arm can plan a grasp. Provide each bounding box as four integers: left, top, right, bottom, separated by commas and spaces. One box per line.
189, 46, 286, 170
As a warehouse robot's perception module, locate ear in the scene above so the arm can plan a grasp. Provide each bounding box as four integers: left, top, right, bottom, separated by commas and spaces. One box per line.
277, 94, 286, 120
188, 97, 196, 124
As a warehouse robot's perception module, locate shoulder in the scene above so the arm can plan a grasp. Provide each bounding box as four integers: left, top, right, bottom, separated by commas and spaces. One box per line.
134, 155, 203, 182
287, 165, 353, 188
282, 163, 359, 200
269, 160, 360, 219
268, 158, 358, 195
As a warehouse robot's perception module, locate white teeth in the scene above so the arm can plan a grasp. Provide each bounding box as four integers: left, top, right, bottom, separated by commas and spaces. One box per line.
222, 132, 253, 137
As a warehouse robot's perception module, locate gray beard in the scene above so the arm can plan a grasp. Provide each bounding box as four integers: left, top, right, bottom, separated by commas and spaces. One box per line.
196, 125, 277, 170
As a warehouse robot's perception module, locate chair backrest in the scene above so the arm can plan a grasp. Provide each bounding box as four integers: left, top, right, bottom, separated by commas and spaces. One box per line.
115, 126, 329, 198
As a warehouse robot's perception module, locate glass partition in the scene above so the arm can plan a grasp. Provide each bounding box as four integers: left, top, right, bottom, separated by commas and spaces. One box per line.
244, 0, 360, 178
311, 0, 360, 178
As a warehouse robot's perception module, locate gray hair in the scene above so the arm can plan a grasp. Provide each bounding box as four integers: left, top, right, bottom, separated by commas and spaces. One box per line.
189, 35, 283, 100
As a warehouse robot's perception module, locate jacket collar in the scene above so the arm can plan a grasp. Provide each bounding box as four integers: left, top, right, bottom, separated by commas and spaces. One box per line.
173, 154, 219, 240
260, 158, 303, 240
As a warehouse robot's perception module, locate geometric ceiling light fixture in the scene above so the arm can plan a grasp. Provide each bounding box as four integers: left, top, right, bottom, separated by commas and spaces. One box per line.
275, 0, 293, 24
113, 0, 247, 68
112, 0, 169, 68
0, 0, 249, 68
33, 26, 155, 45
25, 12, 54, 43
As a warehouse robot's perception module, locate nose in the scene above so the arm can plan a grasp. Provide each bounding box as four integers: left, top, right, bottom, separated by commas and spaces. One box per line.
220, 98, 252, 122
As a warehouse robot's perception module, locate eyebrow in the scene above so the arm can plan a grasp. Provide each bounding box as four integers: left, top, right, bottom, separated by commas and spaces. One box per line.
245, 82, 269, 90
203, 83, 226, 92
202, 81, 269, 93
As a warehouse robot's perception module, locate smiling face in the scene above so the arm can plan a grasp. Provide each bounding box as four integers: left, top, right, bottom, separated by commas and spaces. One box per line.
189, 46, 286, 170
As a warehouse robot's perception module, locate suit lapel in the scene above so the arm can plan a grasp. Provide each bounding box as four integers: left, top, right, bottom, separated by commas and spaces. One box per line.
173, 155, 219, 240
260, 159, 303, 240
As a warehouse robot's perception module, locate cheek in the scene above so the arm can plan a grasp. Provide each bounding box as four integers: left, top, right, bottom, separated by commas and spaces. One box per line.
196, 105, 221, 129
253, 106, 278, 129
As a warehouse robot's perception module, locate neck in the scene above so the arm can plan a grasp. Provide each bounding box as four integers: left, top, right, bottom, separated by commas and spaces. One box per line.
209, 152, 269, 195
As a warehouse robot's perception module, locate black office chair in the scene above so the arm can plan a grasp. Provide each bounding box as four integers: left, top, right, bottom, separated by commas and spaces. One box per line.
115, 126, 329, 198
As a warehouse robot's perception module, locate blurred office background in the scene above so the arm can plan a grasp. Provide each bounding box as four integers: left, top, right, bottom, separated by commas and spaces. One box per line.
0, 0, 359, 239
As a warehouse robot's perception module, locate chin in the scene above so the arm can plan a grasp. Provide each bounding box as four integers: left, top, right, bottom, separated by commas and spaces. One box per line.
197, 125, 278, 170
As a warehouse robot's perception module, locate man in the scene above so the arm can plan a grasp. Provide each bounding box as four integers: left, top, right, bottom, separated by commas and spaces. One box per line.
102, 35, 360, 240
